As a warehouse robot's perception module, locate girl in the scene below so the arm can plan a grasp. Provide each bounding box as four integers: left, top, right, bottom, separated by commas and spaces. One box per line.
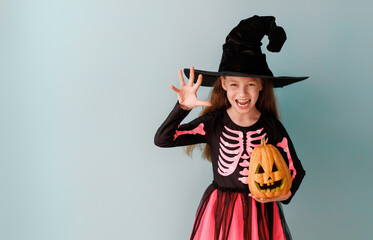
154, 15, 307, 240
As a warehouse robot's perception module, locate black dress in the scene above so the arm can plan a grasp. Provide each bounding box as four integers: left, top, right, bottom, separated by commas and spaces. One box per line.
154, 103, 305, 240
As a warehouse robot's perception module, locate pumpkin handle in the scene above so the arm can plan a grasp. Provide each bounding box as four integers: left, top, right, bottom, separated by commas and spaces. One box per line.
261, 135, 266, 147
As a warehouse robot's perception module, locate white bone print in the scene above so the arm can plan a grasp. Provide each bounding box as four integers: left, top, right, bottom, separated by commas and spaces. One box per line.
218, 126, 244, 176
277, 137, 296, 180
238, 128, 267, 184
218, 126, 267, 184
246, 128, 267, 158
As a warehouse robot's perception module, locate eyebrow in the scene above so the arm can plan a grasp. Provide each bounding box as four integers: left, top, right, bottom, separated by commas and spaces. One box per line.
228, 79, 257, 84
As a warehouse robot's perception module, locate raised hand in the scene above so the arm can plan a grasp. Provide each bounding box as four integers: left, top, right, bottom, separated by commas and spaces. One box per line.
170, 66, 212, 111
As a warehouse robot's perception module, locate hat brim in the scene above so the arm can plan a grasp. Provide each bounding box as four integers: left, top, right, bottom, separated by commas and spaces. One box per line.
184, 68, 308, 88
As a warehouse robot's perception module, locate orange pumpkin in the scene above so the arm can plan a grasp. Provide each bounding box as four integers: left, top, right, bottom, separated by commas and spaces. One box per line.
248, 136, 292, 199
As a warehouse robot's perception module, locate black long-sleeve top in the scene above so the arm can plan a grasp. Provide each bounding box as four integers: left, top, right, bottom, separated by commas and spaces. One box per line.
154, 103, 305, 204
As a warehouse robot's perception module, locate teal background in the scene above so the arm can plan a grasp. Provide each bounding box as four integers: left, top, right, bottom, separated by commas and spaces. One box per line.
1, 0, 372, 239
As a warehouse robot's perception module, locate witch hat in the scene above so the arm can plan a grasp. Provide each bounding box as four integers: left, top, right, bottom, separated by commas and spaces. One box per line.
184, 15, 308, 87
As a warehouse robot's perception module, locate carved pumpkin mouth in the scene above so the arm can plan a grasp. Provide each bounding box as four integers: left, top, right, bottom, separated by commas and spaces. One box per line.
254, 177, 286, 192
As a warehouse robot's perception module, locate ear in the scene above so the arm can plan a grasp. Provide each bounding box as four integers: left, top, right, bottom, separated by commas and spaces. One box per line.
221, 77, 227, 91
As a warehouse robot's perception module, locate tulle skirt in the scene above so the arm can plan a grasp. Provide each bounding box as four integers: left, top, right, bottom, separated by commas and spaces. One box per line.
190, 183, 292, 240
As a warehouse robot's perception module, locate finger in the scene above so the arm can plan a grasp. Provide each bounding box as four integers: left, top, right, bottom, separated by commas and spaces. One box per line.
249, 193, 256, 199
170, 85, 180, 93
254, 198, 263, 203
178, 69, 186, 87
194, 74, 203, 89
196, 100, 212, 107
187, 66, 195, 86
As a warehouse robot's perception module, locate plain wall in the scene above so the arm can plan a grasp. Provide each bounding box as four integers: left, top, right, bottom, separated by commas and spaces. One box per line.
1, 0, 372, 239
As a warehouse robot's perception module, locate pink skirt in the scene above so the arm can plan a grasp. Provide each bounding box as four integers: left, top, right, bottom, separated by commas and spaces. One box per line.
190, 183, 292, 240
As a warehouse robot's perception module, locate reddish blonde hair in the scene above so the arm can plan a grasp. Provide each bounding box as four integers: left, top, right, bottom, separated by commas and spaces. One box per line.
186, 76, 279, 161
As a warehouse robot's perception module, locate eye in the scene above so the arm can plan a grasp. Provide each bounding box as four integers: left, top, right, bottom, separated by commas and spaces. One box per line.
230, 83, 238, 87
272, 162, 279, 172
248, 83, 256, 87
255, 164, 265, 174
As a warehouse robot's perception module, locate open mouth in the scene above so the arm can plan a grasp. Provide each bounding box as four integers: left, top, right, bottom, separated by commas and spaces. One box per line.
235, 99, 251, 107
254, 178, 286, 192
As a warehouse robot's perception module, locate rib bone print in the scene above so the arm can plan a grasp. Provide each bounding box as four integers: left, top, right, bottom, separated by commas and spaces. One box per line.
218, 126, 267, 184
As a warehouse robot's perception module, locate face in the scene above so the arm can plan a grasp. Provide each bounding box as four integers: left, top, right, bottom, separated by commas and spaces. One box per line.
221, 76, 262, 115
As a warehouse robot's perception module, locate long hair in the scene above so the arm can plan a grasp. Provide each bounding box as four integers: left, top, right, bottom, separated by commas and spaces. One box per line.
186, 76, 279, 161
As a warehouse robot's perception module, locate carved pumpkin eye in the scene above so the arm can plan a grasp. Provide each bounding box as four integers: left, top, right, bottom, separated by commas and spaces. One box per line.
272, 162, 278, 172
255, 164, 265, 174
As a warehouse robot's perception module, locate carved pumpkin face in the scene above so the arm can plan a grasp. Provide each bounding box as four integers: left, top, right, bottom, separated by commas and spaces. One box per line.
248, 137, 292, 199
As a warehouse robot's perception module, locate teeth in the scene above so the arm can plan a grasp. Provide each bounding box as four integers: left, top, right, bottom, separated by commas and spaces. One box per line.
236, 99, 251, 106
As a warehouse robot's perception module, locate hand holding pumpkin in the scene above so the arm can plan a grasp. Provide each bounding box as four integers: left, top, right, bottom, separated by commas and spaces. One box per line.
249, 191, 291, 203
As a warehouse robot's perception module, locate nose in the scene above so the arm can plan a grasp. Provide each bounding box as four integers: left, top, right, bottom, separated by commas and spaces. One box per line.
239, 86, 248, 96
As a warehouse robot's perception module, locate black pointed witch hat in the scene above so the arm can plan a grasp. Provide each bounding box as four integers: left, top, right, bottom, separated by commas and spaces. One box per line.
184, 15, 308, 88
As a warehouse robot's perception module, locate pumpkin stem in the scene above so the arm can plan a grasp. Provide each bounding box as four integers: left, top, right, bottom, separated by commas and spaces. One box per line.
261, 136, 266, 147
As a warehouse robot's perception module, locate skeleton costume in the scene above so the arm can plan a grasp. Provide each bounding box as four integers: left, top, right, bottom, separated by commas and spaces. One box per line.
154, 102, 305, 240
155, 16, 308, 240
